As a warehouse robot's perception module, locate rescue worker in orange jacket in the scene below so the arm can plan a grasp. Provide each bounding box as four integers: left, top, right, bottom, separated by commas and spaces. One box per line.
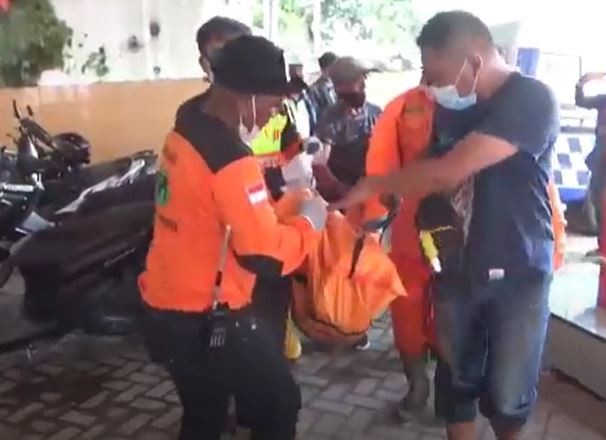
241, 92, 316, 361
360, 81, 567, 423
362, 84, 436, 422
176, 16, 312, 359
139, 36, 327, 440
235, 55, 316, 361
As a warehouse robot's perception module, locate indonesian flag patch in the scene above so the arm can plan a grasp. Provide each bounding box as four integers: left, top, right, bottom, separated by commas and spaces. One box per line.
246, 182, 268, 205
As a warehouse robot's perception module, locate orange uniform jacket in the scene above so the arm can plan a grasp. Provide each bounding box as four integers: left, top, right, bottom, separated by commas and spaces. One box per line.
140, 99, 317, 312
364, 86, 566, 356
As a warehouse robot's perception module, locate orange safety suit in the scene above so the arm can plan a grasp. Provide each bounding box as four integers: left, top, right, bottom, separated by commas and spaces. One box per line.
363, 86, 566, 357
139, 99, 317, 312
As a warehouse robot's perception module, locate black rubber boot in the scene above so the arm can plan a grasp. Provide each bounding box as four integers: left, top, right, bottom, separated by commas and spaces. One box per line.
397, 354, 430, 423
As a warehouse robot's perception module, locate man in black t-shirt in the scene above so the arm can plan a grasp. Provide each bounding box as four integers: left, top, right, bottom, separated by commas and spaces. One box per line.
334, 12, 559, 440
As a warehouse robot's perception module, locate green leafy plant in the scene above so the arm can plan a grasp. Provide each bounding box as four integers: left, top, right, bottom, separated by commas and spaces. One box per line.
272, 0, 419, 60
0, 0, 73, 87
321, 0, 419, 46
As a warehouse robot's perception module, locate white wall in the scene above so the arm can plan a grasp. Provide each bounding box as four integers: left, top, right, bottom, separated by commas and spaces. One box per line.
47, 0, 606, 83
50, 0, 256, 84
414, 0, 604, 69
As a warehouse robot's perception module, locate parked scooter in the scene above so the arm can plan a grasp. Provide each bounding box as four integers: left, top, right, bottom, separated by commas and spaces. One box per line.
0, 101, 156, 233
0, 104, 157, 336
9, 100, 157, 209
14, 201, 153, 336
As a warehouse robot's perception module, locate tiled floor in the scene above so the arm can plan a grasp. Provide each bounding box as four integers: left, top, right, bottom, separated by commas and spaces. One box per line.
0, 234, 605, 439
0, 319, 604, 440
549, 234, 606, 337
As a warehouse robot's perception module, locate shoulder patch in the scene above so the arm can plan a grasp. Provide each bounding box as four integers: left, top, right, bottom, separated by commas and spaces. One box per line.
155, 169, 169, 205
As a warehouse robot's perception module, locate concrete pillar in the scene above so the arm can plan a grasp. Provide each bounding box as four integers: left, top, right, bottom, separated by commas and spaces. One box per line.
262, 0, 278, 40
312, 0, 321, 55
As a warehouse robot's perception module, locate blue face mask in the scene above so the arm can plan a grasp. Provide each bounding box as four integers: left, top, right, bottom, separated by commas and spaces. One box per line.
430, 59, 478, 111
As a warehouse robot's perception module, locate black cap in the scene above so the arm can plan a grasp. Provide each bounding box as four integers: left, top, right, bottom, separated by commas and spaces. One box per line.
212, 35, 302, 96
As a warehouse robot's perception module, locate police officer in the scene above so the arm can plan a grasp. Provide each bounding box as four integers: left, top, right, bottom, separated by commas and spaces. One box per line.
139, 35, 327, 440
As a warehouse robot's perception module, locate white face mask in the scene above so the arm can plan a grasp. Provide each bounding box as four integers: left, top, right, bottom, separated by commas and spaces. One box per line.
430, 59, 479, 111
239, 95, 261, 144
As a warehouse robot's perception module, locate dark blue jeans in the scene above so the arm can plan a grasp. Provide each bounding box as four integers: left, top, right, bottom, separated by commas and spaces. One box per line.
433, 269, 552, 426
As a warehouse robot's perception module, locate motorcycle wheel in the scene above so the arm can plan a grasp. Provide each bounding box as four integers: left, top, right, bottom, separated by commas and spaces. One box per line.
82, 271, 142, 336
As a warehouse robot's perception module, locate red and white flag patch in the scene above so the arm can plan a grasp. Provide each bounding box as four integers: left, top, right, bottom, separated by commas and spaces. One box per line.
246, 182, 268, 205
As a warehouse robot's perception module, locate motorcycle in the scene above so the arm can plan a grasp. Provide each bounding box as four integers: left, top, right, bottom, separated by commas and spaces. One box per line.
9, 100, 157, 209
0, 101, 156, 235
0, 105, 157, 336
14, 201, 153, 336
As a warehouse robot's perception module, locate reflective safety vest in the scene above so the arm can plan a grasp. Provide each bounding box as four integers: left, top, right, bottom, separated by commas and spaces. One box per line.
250, 100, 298, 169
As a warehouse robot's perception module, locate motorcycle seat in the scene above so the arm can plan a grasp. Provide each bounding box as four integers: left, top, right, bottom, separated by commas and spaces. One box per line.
13, 202, 153, 278
78, 174, 156, 215
55, 158, 132, 191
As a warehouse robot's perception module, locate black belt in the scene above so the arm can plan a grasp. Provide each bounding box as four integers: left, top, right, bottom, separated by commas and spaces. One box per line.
144, 302, 256, 323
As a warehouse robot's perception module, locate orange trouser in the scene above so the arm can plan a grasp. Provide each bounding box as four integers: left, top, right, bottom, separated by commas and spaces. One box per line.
390, 260, 433, 358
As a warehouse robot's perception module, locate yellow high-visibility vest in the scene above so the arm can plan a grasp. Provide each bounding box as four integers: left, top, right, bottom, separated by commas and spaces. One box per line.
250, 100, 298, 157
250, 113, 288, 156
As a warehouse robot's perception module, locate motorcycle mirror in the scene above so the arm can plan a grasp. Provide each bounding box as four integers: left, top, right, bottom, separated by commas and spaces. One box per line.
26, 105, 34, 117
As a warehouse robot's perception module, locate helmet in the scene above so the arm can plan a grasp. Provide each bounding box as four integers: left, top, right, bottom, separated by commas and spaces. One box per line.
53, 132, 91, 166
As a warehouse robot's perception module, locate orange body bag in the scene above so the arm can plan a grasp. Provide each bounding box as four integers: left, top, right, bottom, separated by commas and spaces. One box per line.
276, 190, 406, 345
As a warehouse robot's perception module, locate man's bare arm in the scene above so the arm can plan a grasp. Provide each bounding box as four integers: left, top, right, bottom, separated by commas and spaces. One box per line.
374, 132, 518, 198
330, 132, 519, 210
331, 77, 558, 211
